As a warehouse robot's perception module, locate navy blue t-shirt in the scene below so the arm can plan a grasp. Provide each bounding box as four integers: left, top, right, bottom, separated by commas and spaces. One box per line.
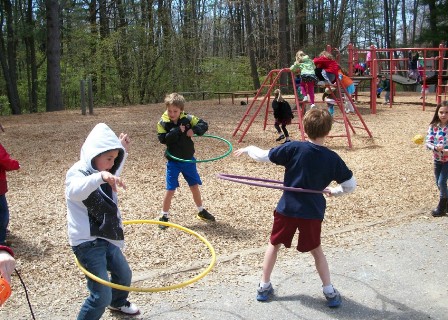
268, 141, 353, 220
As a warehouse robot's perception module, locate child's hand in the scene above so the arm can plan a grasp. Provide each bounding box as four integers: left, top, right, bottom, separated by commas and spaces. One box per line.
101, 171, 126, 192
233, 148, 248, 157
119, 133, 131, 152
186, 129, 194, 137
435, 144, 444, 152
0, 250, 15, 284
179, 124, 185, 132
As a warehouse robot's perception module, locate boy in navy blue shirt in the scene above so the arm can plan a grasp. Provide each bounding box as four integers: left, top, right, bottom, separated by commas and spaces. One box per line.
234, 108, 356, 308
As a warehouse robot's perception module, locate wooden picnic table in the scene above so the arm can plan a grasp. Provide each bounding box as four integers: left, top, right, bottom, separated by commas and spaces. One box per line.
178, 91, 209, 100
214, 90, 258, 104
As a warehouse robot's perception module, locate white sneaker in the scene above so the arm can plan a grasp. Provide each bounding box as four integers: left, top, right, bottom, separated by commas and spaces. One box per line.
310, 104, 316, 108
108, 301, 140, 315
302, 96, 308, 102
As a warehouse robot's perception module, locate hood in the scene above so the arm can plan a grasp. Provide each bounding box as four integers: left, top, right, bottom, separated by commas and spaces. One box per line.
80, 123, 125, 174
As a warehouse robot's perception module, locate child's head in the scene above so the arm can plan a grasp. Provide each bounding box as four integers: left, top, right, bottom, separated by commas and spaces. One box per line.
319, 51, 334, 60
273, 88, 283, 101
295, 50, 306, 63
431, 101, 448, 126
93, 149, 120, 172
164, 93, 185, 121
303, 108, 333, 139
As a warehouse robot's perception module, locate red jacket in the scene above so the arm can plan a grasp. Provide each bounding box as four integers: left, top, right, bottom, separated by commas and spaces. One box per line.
0, 144, 20, 195
313, 56, 339, 75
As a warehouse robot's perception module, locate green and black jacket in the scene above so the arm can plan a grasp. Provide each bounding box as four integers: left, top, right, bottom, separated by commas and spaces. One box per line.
157, 111, 208, 160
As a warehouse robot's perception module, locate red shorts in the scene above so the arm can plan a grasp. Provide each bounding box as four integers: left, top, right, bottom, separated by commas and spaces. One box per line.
270, 210, 322, 252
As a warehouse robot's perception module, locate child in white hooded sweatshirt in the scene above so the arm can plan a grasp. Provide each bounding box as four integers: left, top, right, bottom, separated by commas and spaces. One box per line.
65, 123, 140, 319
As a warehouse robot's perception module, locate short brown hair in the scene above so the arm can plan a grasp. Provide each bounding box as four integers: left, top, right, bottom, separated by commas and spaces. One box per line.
303, 108, 333, 139
164, 93, 185, 110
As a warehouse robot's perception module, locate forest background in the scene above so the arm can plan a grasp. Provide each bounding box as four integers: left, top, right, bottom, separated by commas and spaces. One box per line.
0, 0, 447, 115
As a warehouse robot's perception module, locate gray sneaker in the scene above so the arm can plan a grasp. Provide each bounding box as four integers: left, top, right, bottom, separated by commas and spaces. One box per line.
256, 283, 274, 301
324, 289, 342, 308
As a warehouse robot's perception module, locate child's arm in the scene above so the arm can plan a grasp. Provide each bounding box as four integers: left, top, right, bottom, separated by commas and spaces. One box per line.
191, 118, 208, 136
327, 176, 356, 196
425, 127, 440, 151
234, 146, 270, 162
290, 63, 300, 73
0, 145, 20, 171
119, 133, 131, 153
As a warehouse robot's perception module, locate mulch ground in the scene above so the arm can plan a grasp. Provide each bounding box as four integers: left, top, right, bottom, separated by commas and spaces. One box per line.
0, 92, 441, 319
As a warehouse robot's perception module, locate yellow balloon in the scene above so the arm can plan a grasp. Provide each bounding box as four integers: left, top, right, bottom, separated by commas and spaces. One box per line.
412, 134, 424, 145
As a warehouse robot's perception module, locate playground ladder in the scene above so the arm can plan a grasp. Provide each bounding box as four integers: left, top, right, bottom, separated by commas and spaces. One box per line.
232, 68, 373, 148
232, 68, 305, 143
325, 77, 373, 148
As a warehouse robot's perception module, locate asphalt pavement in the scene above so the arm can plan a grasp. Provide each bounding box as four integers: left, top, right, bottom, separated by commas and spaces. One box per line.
109, 217, 448, 320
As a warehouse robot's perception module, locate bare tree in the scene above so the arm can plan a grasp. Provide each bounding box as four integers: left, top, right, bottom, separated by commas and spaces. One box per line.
243, 1, 260, 89
24, 0, 38, 113
0, 0, 21, 114
46, 0, 63, 112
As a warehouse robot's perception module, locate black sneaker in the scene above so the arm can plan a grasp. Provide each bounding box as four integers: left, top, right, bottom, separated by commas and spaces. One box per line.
159, 215, 169, 230
276, 134, 285, 141
197, 209, 215, 222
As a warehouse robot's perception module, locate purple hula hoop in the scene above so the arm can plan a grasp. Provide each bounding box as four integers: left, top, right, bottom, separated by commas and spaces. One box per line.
217, 173, 329, 194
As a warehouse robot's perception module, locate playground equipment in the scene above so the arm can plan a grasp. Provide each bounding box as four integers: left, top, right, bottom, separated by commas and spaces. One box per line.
232, 68, 372, 148
347, 44, 448, 113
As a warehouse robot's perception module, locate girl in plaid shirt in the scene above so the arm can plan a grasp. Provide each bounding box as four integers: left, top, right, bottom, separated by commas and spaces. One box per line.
426, 102, 448, 216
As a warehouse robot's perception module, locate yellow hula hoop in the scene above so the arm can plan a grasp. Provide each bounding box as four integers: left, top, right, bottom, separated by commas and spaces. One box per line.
75, 219, 216, 292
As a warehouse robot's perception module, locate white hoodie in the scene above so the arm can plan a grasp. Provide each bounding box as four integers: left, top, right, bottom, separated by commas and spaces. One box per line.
65, 123, 127, 248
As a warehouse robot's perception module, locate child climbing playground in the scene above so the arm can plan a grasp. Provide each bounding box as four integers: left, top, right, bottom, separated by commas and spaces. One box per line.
290, 50, 319, 108
272, 89, 294, 143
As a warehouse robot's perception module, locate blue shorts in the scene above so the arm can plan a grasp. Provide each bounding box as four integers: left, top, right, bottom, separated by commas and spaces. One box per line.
166, 159, 202, 190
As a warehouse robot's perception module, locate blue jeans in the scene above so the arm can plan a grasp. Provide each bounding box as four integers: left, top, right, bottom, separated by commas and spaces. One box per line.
0, 194, 9, 244
72, 239, 132, 320
434, 161, 448, 198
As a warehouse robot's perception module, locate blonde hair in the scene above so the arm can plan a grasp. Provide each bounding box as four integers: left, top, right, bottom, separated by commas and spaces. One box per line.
164, 93, 185, 110
295, 50, 306, 64
319, 50, 335, 60
274, 88, 284, 102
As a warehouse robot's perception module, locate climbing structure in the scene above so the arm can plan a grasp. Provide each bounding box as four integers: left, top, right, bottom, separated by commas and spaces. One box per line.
232, 68, 305, 143
347, 43, 448, 112
232, 68, 373, 148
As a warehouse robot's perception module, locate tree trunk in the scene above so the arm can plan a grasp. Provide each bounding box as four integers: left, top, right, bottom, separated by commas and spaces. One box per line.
25, 0, 38, 113
46, 0, 63, 112
278, 0, 289, 86
243, 1, 260, 89
0, 0, 21, 115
